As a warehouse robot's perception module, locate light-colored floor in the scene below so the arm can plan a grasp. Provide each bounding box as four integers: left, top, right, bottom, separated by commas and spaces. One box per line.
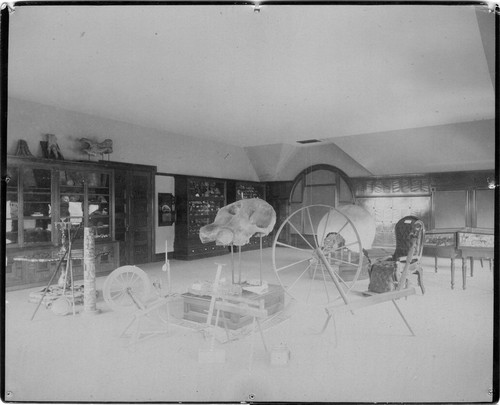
4, 249, 495, 403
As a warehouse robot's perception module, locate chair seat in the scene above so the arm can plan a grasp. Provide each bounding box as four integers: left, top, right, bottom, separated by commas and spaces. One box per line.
397, 258, 419, 264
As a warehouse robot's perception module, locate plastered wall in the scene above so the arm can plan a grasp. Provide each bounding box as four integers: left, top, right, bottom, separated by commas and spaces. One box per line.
7, 97, 259, 181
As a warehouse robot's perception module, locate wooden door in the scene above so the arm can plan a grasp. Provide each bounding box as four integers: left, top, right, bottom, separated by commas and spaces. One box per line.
114, 168, 154, 265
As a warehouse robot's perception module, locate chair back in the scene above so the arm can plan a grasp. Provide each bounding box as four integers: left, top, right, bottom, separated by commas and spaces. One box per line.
392, 216, 425, 262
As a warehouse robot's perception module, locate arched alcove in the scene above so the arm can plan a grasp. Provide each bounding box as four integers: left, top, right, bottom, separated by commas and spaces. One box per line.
284, 164, 356, 238
289, 164, 355, 210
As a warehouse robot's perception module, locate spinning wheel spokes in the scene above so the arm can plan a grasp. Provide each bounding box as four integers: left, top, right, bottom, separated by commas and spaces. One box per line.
103, 266, 152, 311
272, 205, 365, 307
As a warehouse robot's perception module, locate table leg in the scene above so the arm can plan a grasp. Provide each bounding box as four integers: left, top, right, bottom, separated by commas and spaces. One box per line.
469, 257, 474, 277
489, 258, 493, 272
434, 255, 438, 273
462, 258, 467, 290
450, 257, 455, 290
480, 258, 484, 268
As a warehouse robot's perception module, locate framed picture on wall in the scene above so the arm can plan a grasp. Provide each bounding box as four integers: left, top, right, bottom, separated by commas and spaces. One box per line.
158, 193, 175, 226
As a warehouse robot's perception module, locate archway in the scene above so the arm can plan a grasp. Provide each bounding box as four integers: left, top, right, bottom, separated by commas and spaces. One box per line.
279, 164, 355, 243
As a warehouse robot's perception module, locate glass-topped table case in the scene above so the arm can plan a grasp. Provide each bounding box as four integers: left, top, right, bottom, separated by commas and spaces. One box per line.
424, 228, 494, 289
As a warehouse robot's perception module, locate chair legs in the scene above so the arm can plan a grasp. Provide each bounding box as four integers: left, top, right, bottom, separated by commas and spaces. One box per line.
403, 266, 425, 294
415, 266, 425, 294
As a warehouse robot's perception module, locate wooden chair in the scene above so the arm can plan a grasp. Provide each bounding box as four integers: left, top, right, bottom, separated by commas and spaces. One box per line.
393, 216, 425, 294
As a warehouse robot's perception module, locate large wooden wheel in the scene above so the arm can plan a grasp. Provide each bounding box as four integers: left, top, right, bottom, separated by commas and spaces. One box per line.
103, 266, 152, 311
272, 205, 365, 307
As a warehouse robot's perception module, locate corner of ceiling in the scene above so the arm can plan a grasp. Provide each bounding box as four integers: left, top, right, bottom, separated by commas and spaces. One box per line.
245, 141, 374, 182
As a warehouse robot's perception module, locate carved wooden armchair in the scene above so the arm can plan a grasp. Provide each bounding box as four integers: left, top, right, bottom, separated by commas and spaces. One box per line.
392, 216, 425, 294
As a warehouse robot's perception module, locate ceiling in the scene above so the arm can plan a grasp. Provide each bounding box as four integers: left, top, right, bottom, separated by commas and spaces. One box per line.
6, 2, 496, 176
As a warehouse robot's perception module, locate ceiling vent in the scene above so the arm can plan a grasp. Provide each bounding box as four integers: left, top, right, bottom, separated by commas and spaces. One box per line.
296, 139, 321, 145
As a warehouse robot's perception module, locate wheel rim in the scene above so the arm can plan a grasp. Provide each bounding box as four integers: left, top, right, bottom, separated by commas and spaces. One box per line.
272, 205, 364, 307
103, 266, 151, 311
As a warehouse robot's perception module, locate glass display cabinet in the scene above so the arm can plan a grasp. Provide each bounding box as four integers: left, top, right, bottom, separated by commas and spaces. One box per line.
5, 156, 119, 290
174, 175, 228, 260
234, 181, 266, 200
59, 169, 111, 243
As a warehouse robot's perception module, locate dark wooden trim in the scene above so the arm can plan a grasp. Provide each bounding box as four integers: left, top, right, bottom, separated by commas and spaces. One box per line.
153, 251, 175, 262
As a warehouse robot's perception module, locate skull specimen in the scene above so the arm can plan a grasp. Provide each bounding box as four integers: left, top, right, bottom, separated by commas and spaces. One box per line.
199, 198, 276, 246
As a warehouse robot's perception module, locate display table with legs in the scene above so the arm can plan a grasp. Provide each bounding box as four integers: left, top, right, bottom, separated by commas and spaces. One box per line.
423, 228, 494, 289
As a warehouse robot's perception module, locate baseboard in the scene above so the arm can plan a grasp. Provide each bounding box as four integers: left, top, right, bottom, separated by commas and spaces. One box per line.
153, 252, 175, 262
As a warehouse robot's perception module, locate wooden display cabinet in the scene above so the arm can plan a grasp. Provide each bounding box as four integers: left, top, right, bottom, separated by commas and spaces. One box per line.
227, 180, 271, 251
173, 175, 229, 260
108, 162, 155, 266
5, 156, 120, 290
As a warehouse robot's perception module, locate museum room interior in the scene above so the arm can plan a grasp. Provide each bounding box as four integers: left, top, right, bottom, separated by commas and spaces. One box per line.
2, 2, 497, 403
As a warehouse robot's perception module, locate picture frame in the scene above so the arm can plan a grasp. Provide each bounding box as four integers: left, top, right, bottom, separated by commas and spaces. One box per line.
158, 192, 175, 226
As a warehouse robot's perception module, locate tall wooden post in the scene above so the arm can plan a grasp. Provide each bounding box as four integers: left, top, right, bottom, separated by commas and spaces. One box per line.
83, 227, 100, 315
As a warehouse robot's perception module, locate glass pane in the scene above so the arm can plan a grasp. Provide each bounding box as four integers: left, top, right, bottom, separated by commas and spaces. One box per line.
88, 172, 110, 240
303, 185, 335, 207
236, 183, 264, 200
339, 177, 354, 203
59, 170, 84, 227
23, 167, 52, 244
434, 190, 466, 229
476, 189, 494, 229
23, 167, 51, 190
6, 167, 19, 244
189, 179, 224, 198
304, 169, 336, 186
290, 178, 303, 203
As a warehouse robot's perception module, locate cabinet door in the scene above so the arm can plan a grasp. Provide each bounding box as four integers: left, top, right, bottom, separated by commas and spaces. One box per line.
59, 169, 85, 243
114, 169, 154, 265
22, 166, 53, 245
86, 171, 111, 241
129, 171, 153, 264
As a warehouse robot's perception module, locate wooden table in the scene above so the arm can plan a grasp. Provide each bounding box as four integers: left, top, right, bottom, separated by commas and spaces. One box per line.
423, 228, 494, 289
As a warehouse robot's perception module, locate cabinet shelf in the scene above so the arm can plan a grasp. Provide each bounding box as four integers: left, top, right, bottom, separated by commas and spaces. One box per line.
174, 176, 228, 260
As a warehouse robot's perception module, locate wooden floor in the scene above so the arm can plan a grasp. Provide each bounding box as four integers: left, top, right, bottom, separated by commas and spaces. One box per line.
4, 250, 496, 403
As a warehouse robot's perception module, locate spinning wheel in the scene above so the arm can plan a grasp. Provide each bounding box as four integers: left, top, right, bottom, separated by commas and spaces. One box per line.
103, 263, 179, 344
102, 265, 152, 312
272, 205, 366, 306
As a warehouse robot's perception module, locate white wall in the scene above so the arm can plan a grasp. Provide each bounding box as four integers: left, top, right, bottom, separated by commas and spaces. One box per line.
7, 97, 260, 181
